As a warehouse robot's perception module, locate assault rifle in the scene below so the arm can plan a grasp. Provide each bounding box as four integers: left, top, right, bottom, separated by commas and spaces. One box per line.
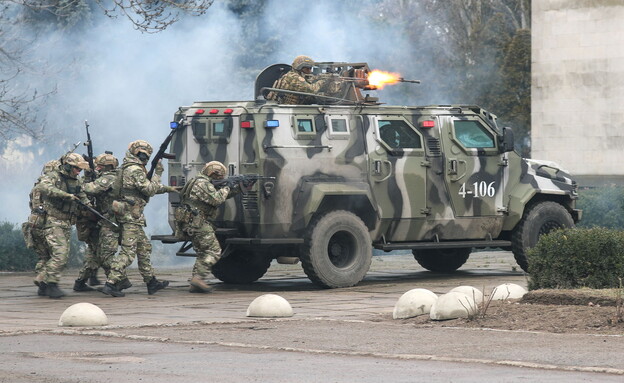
83, 120, 96, 182
211, 174, 276, 192
75, 199, 119, 229
147, 121, 180, 180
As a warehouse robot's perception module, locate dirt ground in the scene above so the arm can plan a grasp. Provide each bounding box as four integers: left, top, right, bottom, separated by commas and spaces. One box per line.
408, 289, 624, 335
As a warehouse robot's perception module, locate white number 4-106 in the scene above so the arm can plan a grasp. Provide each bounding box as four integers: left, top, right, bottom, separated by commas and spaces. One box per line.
459, 181, 496, 198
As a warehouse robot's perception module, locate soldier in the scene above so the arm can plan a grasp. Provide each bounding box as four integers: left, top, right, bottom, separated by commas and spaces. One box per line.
31, 153, 90, 298
101, 140, 175, 297
23, 159, 61, 296
174, 161, 238, 293
73, 152, 133, 292
267, 55, 331, 105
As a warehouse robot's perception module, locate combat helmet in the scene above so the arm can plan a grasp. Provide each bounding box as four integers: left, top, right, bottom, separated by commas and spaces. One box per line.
42, 159, 61, 174
292, 55, 315, 71
62, 152, 90, 170
202, 161, 227, 178
128, 140, 153, 157
95, 152, 119, 168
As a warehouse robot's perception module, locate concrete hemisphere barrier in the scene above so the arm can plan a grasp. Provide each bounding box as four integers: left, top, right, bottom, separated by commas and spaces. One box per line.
58, 302, 108, 327
392, 288, 438, 319
491, 283, 528, 301
430, 292, 477, 321
449, 285, 484, 304
246, 294, 294, 318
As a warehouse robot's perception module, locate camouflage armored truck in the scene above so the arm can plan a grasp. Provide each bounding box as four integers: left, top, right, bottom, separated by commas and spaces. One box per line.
153, 62, 581, 288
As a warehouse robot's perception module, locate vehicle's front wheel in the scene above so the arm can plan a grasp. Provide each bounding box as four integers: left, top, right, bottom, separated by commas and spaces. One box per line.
212, 249, 272, 284
300, 210, 372, 288
511, 201, 575, 272
412, 248, 471, 272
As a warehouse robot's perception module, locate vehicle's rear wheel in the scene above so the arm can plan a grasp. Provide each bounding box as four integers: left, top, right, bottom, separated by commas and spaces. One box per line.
300, 210, 372, 288
512, 201, 574, 272
412, 248, 471, 272
212, 249, 272, 284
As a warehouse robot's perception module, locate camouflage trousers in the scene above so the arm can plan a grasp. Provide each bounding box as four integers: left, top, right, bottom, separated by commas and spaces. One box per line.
107, 223, 154, 284
38, 217, 72, 284
77, 222, 120, 280
76, 221, 100, 280
188, 222, 222, 278
32, 227, 50, 276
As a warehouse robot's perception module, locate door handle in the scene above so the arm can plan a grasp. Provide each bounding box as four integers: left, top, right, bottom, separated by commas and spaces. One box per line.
373, 160, 393, 183
449, 159, 466, 182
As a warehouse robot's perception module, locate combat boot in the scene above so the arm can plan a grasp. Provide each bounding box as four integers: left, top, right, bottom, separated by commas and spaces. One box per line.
73, 278, 95, 292
88, 272, 101, 286
37, 282, 47, 296
146, 277, 169, 295
46, 283, 65, 299
101, 282, 125, 297
189, 275, 213, 293
117, 278, 133, 291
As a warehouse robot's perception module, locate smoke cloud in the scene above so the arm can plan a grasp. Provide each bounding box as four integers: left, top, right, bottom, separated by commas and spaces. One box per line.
0, 1, 435, 266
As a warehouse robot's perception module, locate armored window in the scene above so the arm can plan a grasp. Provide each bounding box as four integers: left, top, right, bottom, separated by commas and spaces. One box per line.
378, 120, 422, 149
192, 118, 232, 144
297, 119, 314, 133
192, 121, 207, 138
453, 120, 494, 148
330, 119, 348, 133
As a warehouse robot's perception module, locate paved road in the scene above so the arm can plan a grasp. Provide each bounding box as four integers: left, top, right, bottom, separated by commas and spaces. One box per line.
1, 251, 623, 382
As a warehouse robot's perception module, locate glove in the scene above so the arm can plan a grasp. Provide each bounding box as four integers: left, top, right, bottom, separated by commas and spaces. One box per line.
63, 192, 79, 201
155, 161, 164, 176
164, 186, 179, 193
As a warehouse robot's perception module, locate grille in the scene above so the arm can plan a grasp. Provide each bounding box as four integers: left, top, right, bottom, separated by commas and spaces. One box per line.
427, 138, 441, 156
242, 191, 259, 210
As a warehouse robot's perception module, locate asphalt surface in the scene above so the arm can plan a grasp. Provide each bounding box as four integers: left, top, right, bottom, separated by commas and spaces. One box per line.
1, 251, 623, 382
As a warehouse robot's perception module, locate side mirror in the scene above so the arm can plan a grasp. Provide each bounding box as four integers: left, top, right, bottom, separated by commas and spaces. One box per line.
501, 127, 515, 153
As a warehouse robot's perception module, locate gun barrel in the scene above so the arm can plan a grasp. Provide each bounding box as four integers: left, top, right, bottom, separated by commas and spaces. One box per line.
398, 78, 421, 84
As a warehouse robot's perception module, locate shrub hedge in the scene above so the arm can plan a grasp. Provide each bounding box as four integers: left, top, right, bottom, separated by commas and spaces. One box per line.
0, 221, 84, 271
577, 186, 624, 230
527, 227, 624, 290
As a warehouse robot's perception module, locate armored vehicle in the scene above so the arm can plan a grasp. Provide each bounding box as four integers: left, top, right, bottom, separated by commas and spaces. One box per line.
154, 62, 581, 288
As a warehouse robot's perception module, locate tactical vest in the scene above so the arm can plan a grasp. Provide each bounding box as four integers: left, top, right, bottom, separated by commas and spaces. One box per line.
180, 174, 219, 221
41, 170, 81, 221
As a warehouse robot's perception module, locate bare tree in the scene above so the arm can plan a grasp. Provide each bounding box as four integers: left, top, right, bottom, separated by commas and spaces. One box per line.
9, 0, 215, 32
0, 0, 214, 145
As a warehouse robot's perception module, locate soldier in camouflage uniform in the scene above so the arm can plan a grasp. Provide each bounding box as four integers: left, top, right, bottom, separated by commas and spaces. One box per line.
267, 55, 331, 105
175, 161, 238, 293
101, 140, 176, 297
31, 153, 90, 298
23, 159, 61, 296
73, 153, 132, 292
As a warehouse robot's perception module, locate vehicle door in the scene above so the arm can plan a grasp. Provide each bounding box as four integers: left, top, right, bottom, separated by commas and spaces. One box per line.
440, 115, 506, 219
365, 115, 428, 241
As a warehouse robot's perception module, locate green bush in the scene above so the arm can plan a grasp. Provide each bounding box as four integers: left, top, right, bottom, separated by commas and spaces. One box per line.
0, 221, 85, 271
0, 222, 38, 271
577, 186, 624, 229
527, 227, 624, 290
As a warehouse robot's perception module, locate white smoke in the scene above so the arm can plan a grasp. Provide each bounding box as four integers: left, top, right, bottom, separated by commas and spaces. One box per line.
0, 0, 425, 242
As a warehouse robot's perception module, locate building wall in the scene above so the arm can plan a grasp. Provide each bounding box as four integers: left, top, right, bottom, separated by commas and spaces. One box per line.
532, 0, 624, 185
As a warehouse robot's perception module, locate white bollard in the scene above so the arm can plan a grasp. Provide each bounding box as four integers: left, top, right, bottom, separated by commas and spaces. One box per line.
430, 292, 477, 321
392, 288, 438, 319
246, 294, 294, 318
491, 283, 527, 301
58, 302, 108, 327
449, 286, 484, 304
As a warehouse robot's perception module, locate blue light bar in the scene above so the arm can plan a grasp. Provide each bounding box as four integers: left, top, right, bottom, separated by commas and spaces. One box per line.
170, 121, 179, 129
264, 120, 279, 128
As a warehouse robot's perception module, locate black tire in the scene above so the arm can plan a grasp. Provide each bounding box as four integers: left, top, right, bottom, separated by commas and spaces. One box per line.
300, 210, 372, 288
511, 201, 575, 272
211, 249, 272, 284
412, 248, 471, 272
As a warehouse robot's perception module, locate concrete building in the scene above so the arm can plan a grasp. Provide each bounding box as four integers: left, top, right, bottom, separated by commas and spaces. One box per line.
532, 0, 624, 186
